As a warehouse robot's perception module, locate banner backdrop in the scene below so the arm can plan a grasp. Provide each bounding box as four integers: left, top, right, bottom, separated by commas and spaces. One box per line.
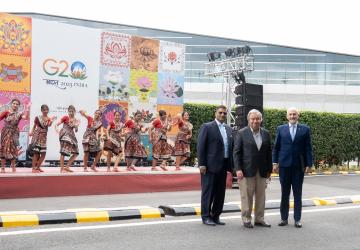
1, 14, 186, 162
31, 19, 101, 159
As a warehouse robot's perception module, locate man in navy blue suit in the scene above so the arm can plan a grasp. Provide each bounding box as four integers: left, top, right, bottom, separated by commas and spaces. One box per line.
272, 107, 313, 228
197, 105, 233, 226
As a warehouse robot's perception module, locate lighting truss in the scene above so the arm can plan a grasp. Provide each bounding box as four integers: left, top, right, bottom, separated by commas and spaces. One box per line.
203, 55, 254, 126
204, 55, 254, 77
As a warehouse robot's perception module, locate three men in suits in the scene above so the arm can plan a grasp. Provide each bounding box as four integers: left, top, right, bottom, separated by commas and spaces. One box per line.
233, 109, 272, 228
197, 105, 233, 226
272, 107, 313, 228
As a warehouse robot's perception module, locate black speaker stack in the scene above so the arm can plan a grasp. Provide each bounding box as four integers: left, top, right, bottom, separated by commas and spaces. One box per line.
234, 82, 263, 129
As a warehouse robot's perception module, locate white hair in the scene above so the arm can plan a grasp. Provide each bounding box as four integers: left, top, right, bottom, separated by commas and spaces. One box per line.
247, 109, 263, 121
287, 107, 300, 115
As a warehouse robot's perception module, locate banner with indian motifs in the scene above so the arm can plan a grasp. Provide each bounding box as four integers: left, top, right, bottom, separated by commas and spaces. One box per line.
0, 13, 186, 161
0, 13, 32, 160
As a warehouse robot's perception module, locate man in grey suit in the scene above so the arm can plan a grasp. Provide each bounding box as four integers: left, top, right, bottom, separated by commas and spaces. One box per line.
233, 109, 272, 228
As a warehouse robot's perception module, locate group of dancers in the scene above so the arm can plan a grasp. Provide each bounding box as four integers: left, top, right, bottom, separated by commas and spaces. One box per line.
0, 98, 193, 173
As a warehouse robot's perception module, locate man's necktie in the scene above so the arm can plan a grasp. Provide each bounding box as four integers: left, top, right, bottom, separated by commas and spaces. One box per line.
290, 125, 296, 141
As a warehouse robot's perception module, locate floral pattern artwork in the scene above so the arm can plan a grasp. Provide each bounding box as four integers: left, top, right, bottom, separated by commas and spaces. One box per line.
99, 65, 130, 101
156, 104, 183, 136
0, 14, 31, 57
128, 96, 157, 125
0, 91, 30, 132
98, 100, 128, 128
157, 72, 184, 105
129, 69, 158, 103
159, 41, 185, 73
0, 54, 31, 93
131, 36, 159, 72
100, 32, 131, 68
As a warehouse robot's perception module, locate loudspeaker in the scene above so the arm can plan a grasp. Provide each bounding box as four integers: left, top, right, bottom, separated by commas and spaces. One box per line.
234, 83, 263, 96
233, 83, 263, 129
234, 105, 263, 127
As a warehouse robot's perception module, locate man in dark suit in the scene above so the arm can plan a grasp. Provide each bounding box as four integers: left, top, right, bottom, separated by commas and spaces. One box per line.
197, 105, 233, 226
233, 109, 272, 228
272, 107, 313, 228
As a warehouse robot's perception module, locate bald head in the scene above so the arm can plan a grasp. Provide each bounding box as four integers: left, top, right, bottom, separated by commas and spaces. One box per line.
287, 107, 300, 124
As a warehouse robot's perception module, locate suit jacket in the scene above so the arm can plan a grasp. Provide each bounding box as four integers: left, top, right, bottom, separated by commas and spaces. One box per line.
233, 126, 272, 178
272, 123, 313, 170
197, 120, 233, 173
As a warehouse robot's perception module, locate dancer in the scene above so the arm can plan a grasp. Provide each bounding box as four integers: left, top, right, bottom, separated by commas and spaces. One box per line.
103, 111, 124, 172
149, 110, 173, 171
29, 104, 56, 173
173, 111, 193, 170
55, 105, 79, 173
124, 111, 148, 171
80, 109, 103, 172
0, 99, 29, 173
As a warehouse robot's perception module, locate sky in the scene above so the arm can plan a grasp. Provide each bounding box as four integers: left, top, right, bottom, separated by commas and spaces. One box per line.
3, 0, 360, 56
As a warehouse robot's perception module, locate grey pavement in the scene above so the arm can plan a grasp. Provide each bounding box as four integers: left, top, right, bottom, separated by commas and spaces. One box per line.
1, 205, 359, 250
1, 175, 360, 212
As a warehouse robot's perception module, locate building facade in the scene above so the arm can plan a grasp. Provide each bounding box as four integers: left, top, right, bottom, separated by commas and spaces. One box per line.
20, 13, 360, 113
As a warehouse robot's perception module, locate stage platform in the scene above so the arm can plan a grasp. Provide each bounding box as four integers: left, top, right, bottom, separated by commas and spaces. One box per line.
0, 167, 233, 199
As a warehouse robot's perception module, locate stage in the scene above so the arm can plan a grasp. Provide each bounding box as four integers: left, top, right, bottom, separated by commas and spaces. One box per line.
0, 167, 233, 199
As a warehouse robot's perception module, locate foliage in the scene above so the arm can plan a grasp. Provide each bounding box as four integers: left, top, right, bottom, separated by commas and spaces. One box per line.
184, 103, 360, 168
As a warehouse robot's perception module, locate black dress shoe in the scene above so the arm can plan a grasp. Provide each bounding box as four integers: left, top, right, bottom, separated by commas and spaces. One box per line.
255, 221, 271, 227
243, 222, 254, 228
202, 218, 216, 226
295, 221, 302, 228
213, 217, 226, 225
278, 220, 288, 226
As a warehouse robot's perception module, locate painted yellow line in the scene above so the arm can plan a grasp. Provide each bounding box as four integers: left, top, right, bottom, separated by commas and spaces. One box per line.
76, 211, 109, 223
323, 171, 333, 175
290, 201, 294, 208
1, 214, 39, 228
139, 208, 162, 219
351, 198, 360, 204
312, 199, 321, 206
339, 171, 349, 175
271, 173, 279, 177
318, 199, 336, 206
194, 207, 201, 216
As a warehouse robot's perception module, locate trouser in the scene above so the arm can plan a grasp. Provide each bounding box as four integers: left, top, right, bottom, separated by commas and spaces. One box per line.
279, 166, 304, 221
200, 160, 228, 220
238, 171, 267, 223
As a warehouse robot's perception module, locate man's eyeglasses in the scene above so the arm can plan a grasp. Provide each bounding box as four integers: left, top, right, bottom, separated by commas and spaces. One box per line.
218, 112, 227, 115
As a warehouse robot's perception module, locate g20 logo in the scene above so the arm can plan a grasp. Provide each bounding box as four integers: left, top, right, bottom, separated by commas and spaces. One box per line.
43, 58, 87, 80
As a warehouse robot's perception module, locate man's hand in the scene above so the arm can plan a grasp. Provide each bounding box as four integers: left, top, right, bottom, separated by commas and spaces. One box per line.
236, 170, 244, 181
272, 163, 279, 174
305, 167, 311, 174
199, 166, 206, 175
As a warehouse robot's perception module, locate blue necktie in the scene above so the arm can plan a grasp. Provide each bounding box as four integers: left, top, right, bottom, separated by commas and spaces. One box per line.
219, 124, 228, 158
290, 125, 296, 141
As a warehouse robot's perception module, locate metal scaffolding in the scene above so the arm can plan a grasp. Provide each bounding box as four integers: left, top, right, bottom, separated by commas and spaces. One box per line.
204, 55, 255, 126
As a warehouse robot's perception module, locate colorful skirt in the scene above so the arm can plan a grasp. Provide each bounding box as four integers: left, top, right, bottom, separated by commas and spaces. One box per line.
124, 134, 147, 159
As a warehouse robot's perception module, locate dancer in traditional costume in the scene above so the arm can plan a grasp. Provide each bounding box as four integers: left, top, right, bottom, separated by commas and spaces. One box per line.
0, 99, 29, 173
55, 105, 79, 173
149, 110, 173, 171
124, 111, 148, 171
80, 109, 103, 172
103, 111, 124, 172
29, 104, 56, 173
173, 112, 193, 170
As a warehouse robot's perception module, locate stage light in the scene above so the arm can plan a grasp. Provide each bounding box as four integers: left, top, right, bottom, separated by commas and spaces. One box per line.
233, 71, 246, 84
224, 48, 234, 58
242, 45, 252, 55
207, 52, 222, 62
233, 47, 243, 57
